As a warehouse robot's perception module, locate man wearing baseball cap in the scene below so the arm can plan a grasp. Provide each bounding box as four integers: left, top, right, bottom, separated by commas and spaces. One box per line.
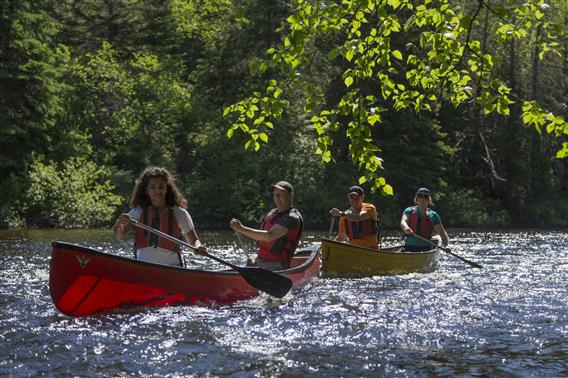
329, 185, 379, 249
400, 187, 449, 251
230, 180, 303, 270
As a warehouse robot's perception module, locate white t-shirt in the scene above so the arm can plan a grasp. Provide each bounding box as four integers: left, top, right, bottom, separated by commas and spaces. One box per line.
128, 206, 195, 266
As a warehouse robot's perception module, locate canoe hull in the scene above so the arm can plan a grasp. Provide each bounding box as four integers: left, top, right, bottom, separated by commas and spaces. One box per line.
49, 241, 320, 317
320, 238, 439, 277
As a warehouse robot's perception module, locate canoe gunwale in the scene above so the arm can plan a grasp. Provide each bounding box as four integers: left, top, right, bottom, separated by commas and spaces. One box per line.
320, 238, 438, 256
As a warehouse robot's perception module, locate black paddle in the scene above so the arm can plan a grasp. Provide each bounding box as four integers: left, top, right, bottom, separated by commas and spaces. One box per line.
129, 219, 293, 297
411, 233, 483, 269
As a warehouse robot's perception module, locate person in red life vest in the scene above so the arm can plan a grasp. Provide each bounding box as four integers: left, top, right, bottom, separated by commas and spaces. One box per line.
329, 185, 379, 249
113, 166, 207, 266
229, 180, 304, 271
400, 187, 449, 252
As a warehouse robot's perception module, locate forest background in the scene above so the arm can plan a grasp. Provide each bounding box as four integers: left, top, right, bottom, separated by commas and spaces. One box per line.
1, 0, 567, 230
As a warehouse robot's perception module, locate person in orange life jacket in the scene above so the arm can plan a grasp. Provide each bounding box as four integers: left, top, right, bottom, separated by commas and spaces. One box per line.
229, 180, 304, 271
400, 187, 449, 252
329, 185, 379, 249
113, 166, 207, 266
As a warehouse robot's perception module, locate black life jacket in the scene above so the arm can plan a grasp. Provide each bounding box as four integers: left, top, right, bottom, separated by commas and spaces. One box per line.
257, 208, 303, 264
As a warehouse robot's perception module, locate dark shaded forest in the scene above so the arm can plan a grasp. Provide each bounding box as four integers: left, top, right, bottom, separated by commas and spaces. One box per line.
1, 0, 567, 229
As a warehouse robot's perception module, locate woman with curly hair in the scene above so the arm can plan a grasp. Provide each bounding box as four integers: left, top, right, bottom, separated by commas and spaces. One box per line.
113, 166, 206, 266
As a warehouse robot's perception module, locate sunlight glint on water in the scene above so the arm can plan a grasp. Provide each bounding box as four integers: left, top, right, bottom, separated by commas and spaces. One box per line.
0, 230, 567, 376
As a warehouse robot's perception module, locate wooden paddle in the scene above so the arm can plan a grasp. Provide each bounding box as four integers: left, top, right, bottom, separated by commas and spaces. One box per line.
411, 233, 483, 269
129, 219, 293, 297
235, 231, 251, 259
328, 217, 336, 238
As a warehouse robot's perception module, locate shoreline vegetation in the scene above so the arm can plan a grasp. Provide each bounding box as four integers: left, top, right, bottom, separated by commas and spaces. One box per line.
2, 226, 568, 236
1, 1, 567, 230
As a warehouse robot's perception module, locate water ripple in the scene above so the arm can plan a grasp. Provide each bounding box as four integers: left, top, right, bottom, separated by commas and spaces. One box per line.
1, 230, 568, 376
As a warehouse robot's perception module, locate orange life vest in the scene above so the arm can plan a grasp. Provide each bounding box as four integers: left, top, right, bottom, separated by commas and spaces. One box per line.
257, 208, 303, 266
344, 203, 378, 240
134, 207, 181, 252
408, 206, 433, 239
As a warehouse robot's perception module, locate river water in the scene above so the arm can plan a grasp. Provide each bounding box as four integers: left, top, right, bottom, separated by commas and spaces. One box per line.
0, 229, 566, 377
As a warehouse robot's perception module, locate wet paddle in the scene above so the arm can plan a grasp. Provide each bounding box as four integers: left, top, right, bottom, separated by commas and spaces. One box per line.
328, 217, 336, 238
411, 233, 483, 269
235, 231, 251, 259
129, 219, 293, 297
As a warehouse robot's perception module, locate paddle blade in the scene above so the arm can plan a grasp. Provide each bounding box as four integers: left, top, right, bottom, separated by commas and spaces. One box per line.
442, 248, 483, 269
237, 266, 293, 298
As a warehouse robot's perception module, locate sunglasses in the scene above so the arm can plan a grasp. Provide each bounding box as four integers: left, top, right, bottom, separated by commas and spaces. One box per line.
417, 193, 430, 199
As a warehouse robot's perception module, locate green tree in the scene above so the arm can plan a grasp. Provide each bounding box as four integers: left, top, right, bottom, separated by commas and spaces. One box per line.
437, 0, 568, 225
61, 42, 193, 169
0, 0, 69, 225
53, 0, 180, 55
21, 155, 122, 228
0, 0, 67, 173
224, 0, 568, 197
172, 0, 339, 227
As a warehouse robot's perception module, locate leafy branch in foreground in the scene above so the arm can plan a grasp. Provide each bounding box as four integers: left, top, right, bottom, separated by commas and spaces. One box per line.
224, 0, 567, 194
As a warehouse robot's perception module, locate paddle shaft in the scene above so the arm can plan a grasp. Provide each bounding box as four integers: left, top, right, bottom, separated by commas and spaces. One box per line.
328, 217, 335, 238
411, 233, 483, 269
130, 219, 240, 269
235, 231, 250, 259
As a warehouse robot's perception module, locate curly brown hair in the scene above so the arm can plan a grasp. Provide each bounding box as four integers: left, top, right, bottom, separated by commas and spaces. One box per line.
129, 166, 188, 209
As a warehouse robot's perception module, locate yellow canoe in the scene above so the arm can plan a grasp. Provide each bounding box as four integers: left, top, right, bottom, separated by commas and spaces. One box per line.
320, 238, 440, 277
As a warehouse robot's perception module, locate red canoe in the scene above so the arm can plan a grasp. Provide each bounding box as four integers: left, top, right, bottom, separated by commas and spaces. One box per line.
49, 241, 320, 317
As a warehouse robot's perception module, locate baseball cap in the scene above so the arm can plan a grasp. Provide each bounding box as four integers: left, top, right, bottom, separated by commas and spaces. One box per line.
269, 181, 294, 193
348, 186, 364, 197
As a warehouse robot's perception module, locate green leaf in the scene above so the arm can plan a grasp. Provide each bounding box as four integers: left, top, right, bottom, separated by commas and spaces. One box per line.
392, 50, 403, 60
367, 114, 381, 126
388, 0, 401, 9
546, 122, 555, 134
328, 48, 339, 60
344, 76, 354, 87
